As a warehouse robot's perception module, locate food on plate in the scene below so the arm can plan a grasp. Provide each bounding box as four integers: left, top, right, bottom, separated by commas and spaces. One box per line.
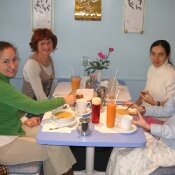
76, 94, 84, 99
52, 109, 75, 124
128, 108, 138, 115
116, 108, 129, 115
54, 111, 73, 119
116, 105, 137, 115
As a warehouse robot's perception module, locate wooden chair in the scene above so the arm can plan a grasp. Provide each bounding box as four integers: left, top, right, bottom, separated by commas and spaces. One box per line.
8, 161, 42, 175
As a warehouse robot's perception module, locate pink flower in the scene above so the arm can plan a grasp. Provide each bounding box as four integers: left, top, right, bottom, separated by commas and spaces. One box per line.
109, 48, 114, 52
85, 47, 114, 75
98, 52, 106, 60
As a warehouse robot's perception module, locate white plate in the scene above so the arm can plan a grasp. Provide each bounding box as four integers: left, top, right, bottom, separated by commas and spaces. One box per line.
51, 109, 75, 124
115, 123, 137, 133
53, 118, 78, 127
41, 118, 78, 129
75, 107, 92, 116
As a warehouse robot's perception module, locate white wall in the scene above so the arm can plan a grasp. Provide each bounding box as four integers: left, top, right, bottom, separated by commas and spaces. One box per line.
1, 0, 175, 100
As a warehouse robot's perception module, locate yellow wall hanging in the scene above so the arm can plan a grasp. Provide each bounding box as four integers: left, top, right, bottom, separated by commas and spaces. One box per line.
75, 0, 101, 21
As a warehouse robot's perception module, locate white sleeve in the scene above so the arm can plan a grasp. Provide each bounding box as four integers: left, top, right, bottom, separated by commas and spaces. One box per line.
23, 59, 48, 100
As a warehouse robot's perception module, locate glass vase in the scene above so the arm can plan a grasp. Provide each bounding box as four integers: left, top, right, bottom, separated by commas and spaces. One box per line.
96, 69, 102, 82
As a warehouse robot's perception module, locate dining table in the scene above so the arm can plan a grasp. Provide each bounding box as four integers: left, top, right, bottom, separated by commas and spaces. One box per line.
37, 79, 146, 175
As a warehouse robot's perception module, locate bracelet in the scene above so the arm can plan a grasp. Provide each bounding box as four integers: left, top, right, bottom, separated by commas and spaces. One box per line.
157, 101, 160, 106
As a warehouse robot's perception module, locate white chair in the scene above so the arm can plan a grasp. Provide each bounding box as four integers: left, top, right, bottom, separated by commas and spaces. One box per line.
150, 166, 175, 175
8, 161, 42, 175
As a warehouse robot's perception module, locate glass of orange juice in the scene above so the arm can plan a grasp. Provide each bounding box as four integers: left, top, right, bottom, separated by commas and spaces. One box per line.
71, 75, 81, 91
106, 100, 116, 128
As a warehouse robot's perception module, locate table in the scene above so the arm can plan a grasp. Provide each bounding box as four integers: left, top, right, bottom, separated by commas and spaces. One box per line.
37, 81, 146, 175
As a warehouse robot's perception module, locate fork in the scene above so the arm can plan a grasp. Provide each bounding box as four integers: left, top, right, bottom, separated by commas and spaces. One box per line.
49, 122, 78, 130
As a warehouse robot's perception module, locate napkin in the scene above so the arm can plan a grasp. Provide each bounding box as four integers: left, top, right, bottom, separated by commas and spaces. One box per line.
41, 112, 78, 133
116, 85, 131, 102
53, 82, 71, 97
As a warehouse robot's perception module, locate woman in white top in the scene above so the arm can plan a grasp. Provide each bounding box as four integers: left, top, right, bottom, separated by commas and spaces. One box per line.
136, 40, 175, 107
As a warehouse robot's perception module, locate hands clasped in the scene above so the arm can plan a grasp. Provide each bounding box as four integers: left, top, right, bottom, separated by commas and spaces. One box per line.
23, 117, 41, 127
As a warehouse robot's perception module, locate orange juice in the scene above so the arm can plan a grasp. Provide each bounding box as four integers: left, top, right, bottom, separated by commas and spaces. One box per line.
71, 76, 81, 91
106, 101, 116, 128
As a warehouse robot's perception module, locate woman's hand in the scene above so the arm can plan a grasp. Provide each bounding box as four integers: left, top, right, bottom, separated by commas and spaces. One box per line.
64, 94, 76, 105
23, 117, 41, 127
140, 91, 157, 105
132, 112, 151, 131
124, 103, 145, 114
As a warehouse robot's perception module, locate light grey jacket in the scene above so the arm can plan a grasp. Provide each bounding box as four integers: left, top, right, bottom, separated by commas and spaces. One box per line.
145, 96, 175, 150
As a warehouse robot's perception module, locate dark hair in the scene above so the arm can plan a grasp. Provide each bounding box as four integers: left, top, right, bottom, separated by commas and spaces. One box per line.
0, 41, 16, 52
150, 40, 172, 64
0, 41, 20, 60
29, 28, 57, 52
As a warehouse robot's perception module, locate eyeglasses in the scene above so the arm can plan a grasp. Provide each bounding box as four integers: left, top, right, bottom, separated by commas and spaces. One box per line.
0, 56, 19, 65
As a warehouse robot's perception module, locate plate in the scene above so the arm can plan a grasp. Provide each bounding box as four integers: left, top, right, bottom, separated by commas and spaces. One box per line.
42, 118, 78, 129
51, 109, 75, 124
75, 107, 92, 116
115, 123, 137, 133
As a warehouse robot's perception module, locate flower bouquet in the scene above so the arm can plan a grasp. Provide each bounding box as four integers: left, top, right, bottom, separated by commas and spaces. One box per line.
85, 48, 114, 76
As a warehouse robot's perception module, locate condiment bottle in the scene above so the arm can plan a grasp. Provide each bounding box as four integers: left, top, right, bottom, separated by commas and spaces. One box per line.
106, 100, 116, 128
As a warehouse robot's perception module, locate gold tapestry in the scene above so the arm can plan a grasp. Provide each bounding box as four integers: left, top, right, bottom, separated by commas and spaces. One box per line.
75, 0, 101, 21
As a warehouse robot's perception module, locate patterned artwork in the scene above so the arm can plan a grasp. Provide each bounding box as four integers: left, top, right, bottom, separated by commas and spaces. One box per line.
75, 0, 101, 21
124, 0, 145, 33
32, 0, 53, 30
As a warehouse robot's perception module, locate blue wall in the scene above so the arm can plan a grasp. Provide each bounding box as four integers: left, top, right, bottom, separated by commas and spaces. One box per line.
1, 0, 175, 100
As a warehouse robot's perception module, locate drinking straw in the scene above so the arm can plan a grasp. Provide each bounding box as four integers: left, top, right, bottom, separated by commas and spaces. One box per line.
110, 67, 118, 95
71, 67, 74, 77
114, 67, 118, 80
116, 90, 120, 100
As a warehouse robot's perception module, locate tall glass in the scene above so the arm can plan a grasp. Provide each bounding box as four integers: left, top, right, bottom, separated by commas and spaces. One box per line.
91, 97, 101, 123
107, 78, 116, 99
106, 100, 116, 128
71, 76, 81, 91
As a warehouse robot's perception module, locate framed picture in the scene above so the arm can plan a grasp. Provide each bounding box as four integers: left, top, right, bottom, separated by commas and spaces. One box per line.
75, 0, 101, 21
32, 0, 54, 30
124, 0, 145, 34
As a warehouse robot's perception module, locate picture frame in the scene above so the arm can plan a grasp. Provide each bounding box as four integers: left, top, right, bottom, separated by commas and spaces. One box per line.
124, 0, 145, 34
32, 0, 54, 31
75, 0, 101, 21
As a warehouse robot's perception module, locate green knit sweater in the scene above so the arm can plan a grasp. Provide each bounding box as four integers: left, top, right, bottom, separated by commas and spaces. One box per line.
0, 73, 65, 136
